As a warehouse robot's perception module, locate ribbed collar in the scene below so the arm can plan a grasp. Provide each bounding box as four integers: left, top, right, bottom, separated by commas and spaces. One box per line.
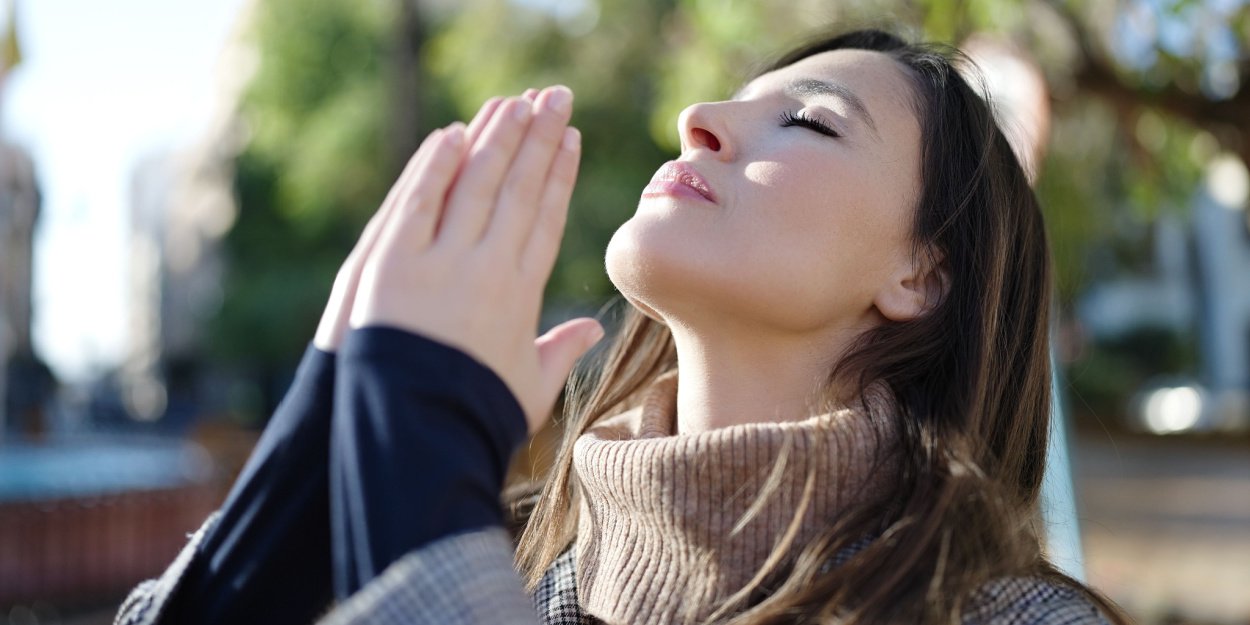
572, 372, 895, 625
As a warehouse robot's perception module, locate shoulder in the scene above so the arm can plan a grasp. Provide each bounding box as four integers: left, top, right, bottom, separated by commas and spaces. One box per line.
962, 575, 1115, 625
321, 527, 538, 625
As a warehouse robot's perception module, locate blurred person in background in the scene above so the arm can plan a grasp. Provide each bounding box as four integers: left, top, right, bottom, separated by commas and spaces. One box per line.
116, 29, 1129, 625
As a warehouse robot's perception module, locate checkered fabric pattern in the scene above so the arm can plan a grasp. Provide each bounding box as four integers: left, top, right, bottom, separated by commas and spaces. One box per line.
963, 576, 1113, 625
116, 523, 1113, 625
320, 527, 539, 625
532, 547, 601, 625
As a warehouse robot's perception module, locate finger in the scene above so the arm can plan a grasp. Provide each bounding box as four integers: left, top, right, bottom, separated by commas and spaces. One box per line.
373, 124, 467, 256
311, 128, 450, 351
465, 96, 504, 148
484, 86, 574, 259
378, 127, 448, 228
533, 317, 605, 431
437, 97, 533, 246
521, 126, 581, 277
373, 125, 466, 261
469, 91, 538, 148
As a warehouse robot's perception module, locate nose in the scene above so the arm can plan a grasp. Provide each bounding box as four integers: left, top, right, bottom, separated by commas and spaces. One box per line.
678, 102, 733, 160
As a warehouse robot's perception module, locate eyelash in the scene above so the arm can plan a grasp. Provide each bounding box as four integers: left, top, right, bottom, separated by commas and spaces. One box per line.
778, 110, 840, 138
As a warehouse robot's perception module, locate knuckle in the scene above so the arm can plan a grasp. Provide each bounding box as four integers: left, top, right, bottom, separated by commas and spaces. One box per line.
409, 179, 444, 206
501, 175, 541, 204
528, 114, 565, 141
468, 144, 507, 173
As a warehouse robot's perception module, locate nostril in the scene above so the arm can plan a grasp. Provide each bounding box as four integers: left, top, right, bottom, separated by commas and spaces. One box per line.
691, 127, 721, 151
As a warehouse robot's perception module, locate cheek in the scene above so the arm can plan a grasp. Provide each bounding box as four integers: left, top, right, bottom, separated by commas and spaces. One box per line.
742, 159, 840, 235
605, 212, 717, 307
736, 156, 912, 315
741, 157, 895, 272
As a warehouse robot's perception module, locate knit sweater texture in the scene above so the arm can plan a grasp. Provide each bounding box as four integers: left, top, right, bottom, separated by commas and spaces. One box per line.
571, 372, 896, 625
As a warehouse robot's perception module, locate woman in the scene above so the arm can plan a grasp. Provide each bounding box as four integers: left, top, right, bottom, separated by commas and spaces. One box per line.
118, 29, 1126, 625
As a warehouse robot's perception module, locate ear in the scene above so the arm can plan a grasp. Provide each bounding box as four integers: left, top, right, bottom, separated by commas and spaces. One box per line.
873, 251, 949, 322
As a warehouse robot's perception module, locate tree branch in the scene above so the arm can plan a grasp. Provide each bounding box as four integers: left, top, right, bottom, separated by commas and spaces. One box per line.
1041, 0, 1250, 162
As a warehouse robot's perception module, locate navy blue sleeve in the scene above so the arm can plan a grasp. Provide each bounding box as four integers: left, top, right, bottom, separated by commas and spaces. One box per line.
330, 326, 528, 598
163, 344, 336, 625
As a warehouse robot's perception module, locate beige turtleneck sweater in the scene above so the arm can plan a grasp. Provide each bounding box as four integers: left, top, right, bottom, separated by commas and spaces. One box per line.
571, 372, 896, 625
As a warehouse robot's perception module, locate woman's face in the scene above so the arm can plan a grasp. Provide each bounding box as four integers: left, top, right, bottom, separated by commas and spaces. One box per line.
606, 49, 925, 337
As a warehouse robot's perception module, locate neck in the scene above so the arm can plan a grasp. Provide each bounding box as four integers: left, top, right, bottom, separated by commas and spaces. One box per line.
667, 321, 864, 434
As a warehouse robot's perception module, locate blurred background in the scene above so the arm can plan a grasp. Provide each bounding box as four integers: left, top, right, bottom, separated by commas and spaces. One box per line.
0, 0, 1247, 623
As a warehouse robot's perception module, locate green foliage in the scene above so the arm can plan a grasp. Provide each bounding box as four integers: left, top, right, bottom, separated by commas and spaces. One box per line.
244, 0, 393, 230
210, 0, 400, 364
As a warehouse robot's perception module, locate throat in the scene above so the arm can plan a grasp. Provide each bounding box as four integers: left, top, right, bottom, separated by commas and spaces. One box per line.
669, 329, 841, 434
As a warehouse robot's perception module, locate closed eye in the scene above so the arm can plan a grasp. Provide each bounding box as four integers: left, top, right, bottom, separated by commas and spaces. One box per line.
778, 110, 841, 138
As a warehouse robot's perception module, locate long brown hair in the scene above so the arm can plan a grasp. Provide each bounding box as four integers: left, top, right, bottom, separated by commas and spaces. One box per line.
514, 29, 1128, 624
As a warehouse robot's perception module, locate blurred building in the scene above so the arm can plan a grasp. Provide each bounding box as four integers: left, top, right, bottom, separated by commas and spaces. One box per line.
0, 142, 35, 358
0, 0, 53, 440
122, 3, 255, 424
0, 139, 52, 439
127, 142, 240, 422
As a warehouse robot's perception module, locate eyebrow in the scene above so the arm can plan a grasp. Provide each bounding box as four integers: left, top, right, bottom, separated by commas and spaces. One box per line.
783, 78, 880, 137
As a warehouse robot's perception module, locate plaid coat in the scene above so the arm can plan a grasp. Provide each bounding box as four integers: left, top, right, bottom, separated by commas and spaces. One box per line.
118, 519, 1111, 625
329, 529, 1113, 625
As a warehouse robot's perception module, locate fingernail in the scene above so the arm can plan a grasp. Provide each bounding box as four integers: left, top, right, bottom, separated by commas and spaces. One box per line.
511, 99, 531, 121
562, 127, 581, 150
445, 123, 465, 143
545, 86, 572, 114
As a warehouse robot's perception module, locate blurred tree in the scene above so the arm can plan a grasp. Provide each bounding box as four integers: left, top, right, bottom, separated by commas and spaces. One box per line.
210, 0, 457, 370
210, 0, 1248, 407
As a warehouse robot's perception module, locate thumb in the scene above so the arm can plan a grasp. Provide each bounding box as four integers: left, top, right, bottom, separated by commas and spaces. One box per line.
534, 317, 605, 414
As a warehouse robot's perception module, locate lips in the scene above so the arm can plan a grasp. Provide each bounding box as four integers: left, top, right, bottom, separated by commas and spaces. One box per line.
642, 161, 717, 203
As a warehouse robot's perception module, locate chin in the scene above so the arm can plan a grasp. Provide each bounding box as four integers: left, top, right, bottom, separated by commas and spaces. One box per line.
606, 216, 730, 326
605, 221, 660, 320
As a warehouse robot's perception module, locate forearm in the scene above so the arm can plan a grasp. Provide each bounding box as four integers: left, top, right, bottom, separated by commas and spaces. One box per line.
330, 326, 528, 597
138, 344, 338, 625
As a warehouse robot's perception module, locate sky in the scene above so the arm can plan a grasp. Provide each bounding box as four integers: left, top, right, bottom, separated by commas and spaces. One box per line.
2, 0, 251, 381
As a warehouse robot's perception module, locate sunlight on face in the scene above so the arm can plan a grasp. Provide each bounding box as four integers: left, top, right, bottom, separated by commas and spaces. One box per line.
606, 49, 923, 339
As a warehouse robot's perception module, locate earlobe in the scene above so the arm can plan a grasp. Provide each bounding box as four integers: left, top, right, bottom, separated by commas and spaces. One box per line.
875, 256, 949, 322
